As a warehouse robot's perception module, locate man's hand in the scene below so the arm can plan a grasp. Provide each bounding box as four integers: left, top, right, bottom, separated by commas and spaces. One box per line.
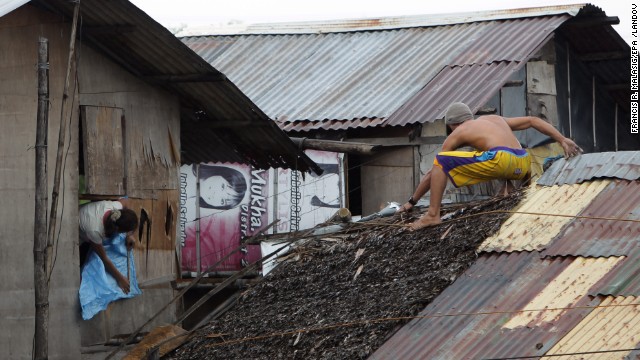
116, 275, 130, 294
560, 138, 583, 158
396, 202, 414, 213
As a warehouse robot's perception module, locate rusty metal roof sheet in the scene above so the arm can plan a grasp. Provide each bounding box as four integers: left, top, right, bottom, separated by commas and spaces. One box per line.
537, 151, 640, 186
279, 117, 386, 132
371, 252, 608, 360
181, 4, 587, 36
591, 247, 640, 297
181, 13, 572, 132
385, 61, 526, 126
374, 155, 640, 358
478, 180, 611, 253
542, 296, 640, 359
542, 180, 640, 258
24, 0, 318, 172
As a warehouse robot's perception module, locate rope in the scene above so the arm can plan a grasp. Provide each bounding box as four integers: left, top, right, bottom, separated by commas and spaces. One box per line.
204, 301, 640, 349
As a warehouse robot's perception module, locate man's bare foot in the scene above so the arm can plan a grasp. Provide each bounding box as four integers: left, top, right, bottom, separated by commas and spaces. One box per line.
408, 213, 441, 230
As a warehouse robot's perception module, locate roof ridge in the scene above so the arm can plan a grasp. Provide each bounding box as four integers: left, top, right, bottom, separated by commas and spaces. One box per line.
178, 3, 593, 37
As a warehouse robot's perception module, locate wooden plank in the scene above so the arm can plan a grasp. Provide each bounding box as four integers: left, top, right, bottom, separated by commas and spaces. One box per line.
122, 325, 188, 360
150, 190, 178, 251
527, 61, 557, 95
366, 147, 414, 167
361, 164, 414, 216
81, 106, 125, 195
127, 192, 177, 282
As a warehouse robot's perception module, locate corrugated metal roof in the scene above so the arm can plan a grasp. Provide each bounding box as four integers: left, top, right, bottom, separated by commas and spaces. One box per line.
542, 296, 640, 359
22, 0, 319, 172
181, 13, 572, 131
537, 151, 640, 186
371, 252, 601, 360
591, 247, 640, 296
478, 180, 611, 253
0, 0, 28, 17
543, 180, 640, 257
385, 61, 526, 126
373, 156, 640, 359
503, 256, 622, 329
279, 117, 386, 132
179, 4, 587, 35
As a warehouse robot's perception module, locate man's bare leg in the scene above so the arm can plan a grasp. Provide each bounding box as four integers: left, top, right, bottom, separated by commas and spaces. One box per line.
496, 180, 515, 197
410, 165, 447, 230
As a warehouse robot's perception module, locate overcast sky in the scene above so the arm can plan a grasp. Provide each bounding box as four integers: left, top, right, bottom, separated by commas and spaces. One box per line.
129, 0, 632, 44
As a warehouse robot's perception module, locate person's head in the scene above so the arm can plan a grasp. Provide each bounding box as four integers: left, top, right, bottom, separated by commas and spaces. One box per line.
195, 164, 247, 210
445, 102, 473, 131
104, 208, 138, 237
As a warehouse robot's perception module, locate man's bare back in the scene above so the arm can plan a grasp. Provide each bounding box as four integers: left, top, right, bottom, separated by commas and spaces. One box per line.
445, 115, 522, 151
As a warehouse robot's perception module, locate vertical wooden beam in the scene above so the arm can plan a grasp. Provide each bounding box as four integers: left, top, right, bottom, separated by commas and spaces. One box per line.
593, 76, 597, 149
567, 42, 573, 138
34, 36, 50, 360
47, 0, 80, 273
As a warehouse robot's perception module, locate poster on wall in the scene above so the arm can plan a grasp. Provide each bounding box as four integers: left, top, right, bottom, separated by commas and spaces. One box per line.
179, 163, 270, 274
274, 150, 344, 234
179, 150, 345, 275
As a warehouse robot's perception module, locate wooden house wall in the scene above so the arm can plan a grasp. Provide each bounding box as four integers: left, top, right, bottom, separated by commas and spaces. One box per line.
0, 5, 181, 357
77, 44, 180, 284
76, 40, 180, 345
360, 147, 415, 215
0, 5, 83, 359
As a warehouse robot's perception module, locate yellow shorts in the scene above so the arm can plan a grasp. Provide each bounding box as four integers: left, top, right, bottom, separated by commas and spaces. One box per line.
434, 146, 531, 188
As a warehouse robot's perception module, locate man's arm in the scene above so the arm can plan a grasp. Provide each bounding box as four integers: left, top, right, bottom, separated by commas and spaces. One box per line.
90, 242, 130, 294
398, 169, 433, 212
505, 116, 583, 158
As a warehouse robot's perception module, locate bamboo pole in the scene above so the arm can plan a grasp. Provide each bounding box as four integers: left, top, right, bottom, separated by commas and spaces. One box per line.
34, 36, 50, 360
46, 0, 80, 277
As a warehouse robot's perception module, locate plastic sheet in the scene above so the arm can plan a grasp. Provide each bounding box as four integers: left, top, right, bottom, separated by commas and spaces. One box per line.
79, 233, 142, 320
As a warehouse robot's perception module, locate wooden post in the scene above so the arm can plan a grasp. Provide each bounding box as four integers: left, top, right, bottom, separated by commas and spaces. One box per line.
47, 0, 80, 276
289, 137, 380, 155
34, 36, 50, 360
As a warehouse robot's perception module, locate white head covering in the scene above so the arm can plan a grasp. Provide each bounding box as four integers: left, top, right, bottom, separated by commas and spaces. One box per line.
445, 102, 473, 125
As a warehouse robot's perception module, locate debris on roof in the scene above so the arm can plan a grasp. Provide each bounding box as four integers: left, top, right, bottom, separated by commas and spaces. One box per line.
166, 191, 524, 359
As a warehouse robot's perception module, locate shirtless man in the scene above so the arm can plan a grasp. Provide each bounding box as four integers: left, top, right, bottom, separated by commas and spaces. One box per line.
398, 102, 582, 230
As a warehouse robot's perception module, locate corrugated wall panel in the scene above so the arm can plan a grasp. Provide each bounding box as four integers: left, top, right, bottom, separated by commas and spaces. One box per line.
478, 181, 611, 253
543, 180, 640, 257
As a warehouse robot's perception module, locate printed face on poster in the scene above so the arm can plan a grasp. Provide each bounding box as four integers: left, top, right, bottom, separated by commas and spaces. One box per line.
179, 163, 269, 273
275, 150, 344, 233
